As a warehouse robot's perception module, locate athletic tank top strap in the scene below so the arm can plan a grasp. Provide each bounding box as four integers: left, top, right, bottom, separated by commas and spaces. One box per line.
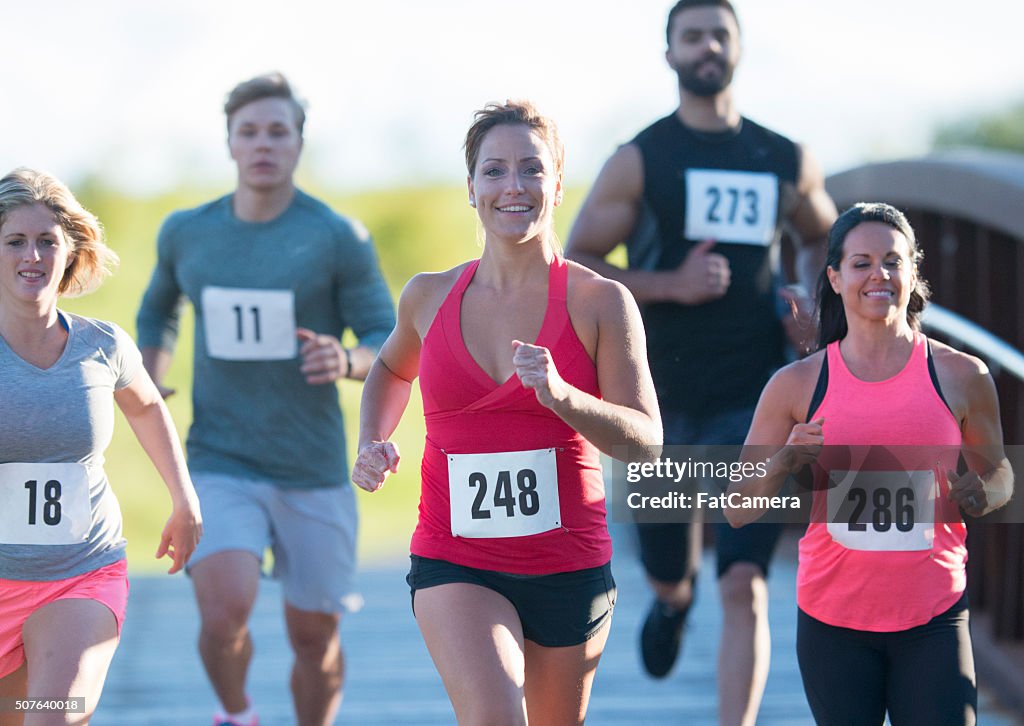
806, 353, 829, 423
927, 339, 954, 416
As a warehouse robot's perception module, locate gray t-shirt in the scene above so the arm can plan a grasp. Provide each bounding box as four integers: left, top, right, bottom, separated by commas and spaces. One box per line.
136, 190, 395, 489
0, 313, 138, 580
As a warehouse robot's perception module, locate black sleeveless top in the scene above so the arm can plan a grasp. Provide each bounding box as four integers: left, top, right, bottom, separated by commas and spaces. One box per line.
630, 113, 799, 415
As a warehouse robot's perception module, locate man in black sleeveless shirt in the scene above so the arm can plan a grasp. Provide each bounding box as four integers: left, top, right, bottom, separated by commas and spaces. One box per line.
566, 2, 836, 723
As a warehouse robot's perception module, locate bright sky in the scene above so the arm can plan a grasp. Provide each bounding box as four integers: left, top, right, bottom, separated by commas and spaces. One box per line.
7, 0, 1023, 194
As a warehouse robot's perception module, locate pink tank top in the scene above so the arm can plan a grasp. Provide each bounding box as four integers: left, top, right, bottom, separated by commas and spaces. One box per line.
799, 332, 965, 631
411, 256, 612, 574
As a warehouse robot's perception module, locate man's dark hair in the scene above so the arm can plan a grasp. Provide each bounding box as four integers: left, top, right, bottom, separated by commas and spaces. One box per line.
666, 0, 740, 45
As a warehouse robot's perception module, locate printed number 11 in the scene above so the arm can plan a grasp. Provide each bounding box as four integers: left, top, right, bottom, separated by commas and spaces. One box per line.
232, 305, 262, 342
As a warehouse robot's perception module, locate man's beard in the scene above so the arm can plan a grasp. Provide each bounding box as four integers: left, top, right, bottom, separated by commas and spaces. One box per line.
676, 56, 734, 97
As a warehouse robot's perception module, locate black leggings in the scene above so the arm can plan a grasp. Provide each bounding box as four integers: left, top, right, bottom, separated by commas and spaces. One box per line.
796, 592, 976, 726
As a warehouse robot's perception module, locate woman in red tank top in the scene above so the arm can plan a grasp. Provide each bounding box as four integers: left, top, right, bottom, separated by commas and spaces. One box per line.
725, 203, 1013, 725
352, 101, 662, 725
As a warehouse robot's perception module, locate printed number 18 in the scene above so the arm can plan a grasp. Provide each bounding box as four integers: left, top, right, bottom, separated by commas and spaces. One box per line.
25, 480, 63, 526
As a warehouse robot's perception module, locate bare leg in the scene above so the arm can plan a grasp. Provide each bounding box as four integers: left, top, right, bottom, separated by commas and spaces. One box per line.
284, 604, 342, 726
0, 663, 28, 726
191, 551, 261, 714
21, 599, 119, 725
523, 622, 611, 726
717, 563, 770, 726
414, 584, 527, 726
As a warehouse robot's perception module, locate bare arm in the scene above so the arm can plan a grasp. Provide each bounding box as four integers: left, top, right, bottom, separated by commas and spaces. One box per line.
514, 276, 662, 461
140, 346, 176, 399
726, 361, 823, 527
114, 371, 202, 573
352, 273, 440, 492
567, 144, 733, 306
949, 358, 1013, 516
789, 144, 838, 291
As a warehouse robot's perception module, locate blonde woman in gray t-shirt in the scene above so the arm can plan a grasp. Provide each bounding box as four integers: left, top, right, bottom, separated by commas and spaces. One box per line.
0, 168, 202, 724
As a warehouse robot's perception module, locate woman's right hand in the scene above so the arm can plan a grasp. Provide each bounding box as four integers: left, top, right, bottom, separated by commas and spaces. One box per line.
352, 441, 401, 492
776, 417, 825, 474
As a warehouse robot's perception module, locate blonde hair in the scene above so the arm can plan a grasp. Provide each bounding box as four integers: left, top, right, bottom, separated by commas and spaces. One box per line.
0, 168, 118, 296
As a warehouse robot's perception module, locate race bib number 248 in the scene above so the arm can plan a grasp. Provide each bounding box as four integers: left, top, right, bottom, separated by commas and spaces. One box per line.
448, 449, 561, 538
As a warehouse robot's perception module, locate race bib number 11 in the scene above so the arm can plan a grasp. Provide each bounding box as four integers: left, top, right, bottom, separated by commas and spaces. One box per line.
448, 449, 561, 538
0, 463, 91, 545
684, 169, 779, 245
202, 287, 297, 361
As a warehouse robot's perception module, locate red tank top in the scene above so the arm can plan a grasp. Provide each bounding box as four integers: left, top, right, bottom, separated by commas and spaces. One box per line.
411, 256, 612, 574
798, 332, 965, 631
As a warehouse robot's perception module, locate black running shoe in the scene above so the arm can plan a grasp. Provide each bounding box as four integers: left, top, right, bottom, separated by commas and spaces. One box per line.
639, 597, 691, 678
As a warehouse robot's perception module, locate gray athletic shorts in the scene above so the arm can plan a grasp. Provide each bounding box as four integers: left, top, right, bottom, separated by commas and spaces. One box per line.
188, 472, 361, 614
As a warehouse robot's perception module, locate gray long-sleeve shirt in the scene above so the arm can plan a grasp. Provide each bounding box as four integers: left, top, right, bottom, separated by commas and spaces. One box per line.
136, 190, 395, 489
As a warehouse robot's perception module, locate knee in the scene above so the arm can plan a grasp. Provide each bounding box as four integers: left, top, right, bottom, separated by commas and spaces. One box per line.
199, 594, 253, 640
718, 563, 766, 614
459, 699, 526, 726
289, 623, 340, 669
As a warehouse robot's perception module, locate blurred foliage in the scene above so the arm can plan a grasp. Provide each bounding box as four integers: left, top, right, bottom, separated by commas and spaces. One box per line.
933, 101, 1024, 153
60, 182, 588, 572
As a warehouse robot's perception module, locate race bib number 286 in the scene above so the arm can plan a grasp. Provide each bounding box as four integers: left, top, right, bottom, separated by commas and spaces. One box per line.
447, 449, 561, 538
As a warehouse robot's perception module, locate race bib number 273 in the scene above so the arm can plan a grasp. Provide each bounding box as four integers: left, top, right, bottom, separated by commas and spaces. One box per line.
684, 169, 779, 246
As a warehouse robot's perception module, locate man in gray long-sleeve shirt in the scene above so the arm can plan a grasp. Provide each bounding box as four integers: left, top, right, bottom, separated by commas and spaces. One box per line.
136, 72, 395, 726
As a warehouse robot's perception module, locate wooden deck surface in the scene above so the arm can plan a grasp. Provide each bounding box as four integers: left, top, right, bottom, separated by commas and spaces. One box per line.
93, 527, 1023, 725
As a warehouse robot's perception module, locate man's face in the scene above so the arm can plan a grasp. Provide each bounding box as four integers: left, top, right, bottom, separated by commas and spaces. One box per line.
666, 6, 741, 97
227, 97, 303, 192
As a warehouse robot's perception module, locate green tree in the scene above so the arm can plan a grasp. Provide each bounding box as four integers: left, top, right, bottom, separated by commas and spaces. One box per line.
933, 101, 1024, 153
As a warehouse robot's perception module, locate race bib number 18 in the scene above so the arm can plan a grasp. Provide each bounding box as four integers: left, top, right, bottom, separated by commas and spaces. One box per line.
684, 169, 779, 246
0, 463, 91, 545
448, 449, 561, 538
202, 287, 297, 361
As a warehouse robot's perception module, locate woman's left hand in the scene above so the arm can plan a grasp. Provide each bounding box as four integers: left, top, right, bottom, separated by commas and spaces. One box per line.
513, 340, 570, 410
157, 495, 203, 574
948, 469, 987, 517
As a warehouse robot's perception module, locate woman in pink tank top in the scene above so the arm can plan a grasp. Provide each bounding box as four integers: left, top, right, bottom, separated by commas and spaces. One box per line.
352, 101, 662, 725
726, 203, 1013, 725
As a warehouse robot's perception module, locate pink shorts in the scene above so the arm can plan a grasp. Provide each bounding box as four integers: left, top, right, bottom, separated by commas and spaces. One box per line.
0, 560, 129, 679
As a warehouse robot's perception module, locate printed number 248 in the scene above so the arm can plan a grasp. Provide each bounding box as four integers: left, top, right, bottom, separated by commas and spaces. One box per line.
469, 469, 540, 519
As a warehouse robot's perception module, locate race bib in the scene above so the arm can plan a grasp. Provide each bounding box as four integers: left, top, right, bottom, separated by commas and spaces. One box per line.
448, 449, 561, 538
0, 463, 91, 545
202, 287, 297, 361
826, 470, 936, 551
684, 169, 779, 245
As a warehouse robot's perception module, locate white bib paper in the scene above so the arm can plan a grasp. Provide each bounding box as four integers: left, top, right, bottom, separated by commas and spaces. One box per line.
448, 448, 561, 538
202, 286, 297, 361
684, 169, 779, 245
826, 470, 936, 551
0, 463, 92, 545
